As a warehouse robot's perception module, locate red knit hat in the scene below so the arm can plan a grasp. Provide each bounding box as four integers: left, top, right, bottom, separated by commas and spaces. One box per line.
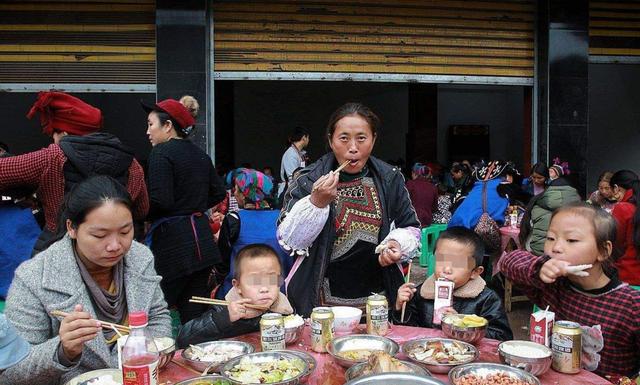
26, 91, 102, 136
141, 99, 195, 132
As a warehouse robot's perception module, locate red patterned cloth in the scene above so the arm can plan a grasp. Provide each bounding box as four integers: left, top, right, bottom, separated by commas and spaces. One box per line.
0, 144, 148, 232
499, 250, 640, 381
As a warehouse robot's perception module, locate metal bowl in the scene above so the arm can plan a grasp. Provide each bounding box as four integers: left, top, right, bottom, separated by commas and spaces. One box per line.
402, 338, 479, 374
327, 334, 399, 368
441, 314, 487, 344
175, 375, 232, 385
221, 351, 309, 385
64, 369, 122, 385
498, 340, 552, 376
276, 349, 316, 383
448, 363, 541, 385
344, 372, 447, 385
182, 340, 255, 373
284, 323, 304, 345
155, 336, 177, 369
345, 359, 432, 381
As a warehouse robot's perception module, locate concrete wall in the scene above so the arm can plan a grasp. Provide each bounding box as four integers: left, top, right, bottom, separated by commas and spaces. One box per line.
588, 63, 640, 190
437, 84, 525, 169
232, 81, 409, 176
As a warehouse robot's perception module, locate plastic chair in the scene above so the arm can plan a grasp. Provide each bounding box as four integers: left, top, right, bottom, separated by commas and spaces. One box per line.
420, 223, 448, 276
0, 300, 4, 313
632, 285, 640, 291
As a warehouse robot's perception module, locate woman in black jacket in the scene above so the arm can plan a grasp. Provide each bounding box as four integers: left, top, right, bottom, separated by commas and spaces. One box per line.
277, 103, 421, 316
143, 96, 225, 323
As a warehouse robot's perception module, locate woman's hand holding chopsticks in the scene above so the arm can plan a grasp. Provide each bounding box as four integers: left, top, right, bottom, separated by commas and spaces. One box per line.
310, 171, 339, 208
58, 304, 101, 362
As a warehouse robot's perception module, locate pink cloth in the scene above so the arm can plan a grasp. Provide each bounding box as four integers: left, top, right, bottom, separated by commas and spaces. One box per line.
494, 226, 522, 276
160, 324, 612, 385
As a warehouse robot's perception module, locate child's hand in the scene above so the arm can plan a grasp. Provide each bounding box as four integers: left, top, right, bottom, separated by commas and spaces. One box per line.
441, 307, 458, 316
395, 283, 416, 311
228, 298, 253, 322
539, 259, 571, 283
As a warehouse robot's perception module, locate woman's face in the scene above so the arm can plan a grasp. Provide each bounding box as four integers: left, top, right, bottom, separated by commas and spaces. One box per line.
548, 168, 558, 180
612, 184, 627, 202
67, 201, 134, 270
146, 111, 172, 146
531, 172, 546, 187
598, 181, 613, 199
329, 115, 376, 173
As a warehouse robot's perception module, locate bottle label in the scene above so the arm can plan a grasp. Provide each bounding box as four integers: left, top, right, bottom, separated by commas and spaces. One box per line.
123, 359, 158, 385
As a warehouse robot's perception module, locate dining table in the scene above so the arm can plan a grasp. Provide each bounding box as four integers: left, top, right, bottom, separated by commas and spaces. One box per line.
159, 324, 613, 385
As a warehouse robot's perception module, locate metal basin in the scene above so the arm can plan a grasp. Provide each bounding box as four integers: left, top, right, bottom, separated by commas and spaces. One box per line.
448, 363, 541, 385
344, 372, 447, 385
182, 340, 255, 373
327, 334, 399, 368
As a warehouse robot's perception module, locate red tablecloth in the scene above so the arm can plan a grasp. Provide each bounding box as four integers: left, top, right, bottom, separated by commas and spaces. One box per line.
159, 324, 611, 385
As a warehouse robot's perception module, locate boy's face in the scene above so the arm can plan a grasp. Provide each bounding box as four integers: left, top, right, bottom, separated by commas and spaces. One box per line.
232, 255, 282, 307
434, 239, 483, 289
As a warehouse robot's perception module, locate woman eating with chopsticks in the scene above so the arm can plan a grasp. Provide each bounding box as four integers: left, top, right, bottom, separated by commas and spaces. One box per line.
278, 102, 421, 316
2, 176, 171, 385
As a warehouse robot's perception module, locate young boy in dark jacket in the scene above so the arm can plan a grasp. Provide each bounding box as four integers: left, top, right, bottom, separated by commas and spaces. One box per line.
393, 227, 513, 341
177, 244, 294, 348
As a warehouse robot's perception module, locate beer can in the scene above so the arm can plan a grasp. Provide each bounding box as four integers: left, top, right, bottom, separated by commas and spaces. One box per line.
551, 320, 582, 374
366, 294, 389, 336
260, 313, 285, 351
310, 307, 334, 353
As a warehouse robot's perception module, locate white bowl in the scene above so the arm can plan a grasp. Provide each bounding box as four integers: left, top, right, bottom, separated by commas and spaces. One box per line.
331, 306, 363, 333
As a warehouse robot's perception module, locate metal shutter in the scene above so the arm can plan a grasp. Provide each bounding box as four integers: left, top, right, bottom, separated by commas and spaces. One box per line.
590, 1, 640, 58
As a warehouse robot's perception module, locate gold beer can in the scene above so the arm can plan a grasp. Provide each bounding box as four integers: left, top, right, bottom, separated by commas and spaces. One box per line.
310, 307, 334, 353
551, 320, 582, 374
366, 294, 389, 336
260, 313, 285, 351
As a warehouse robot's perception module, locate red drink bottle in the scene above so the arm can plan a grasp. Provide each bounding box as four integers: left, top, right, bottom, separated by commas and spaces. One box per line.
122, 311, 159, 385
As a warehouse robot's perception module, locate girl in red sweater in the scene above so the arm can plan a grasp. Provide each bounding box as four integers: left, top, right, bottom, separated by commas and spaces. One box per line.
500, 203, 640, 381
610, 170, 640, 285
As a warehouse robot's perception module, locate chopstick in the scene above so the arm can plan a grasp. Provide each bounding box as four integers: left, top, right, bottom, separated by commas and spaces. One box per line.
189, 296, 270, 311
50, 310, 130, 334
335, 160, 351, 173
400, 261, 412, 323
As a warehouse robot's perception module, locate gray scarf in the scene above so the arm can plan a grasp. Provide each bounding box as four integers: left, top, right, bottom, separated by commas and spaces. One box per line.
73, 242, 127, 341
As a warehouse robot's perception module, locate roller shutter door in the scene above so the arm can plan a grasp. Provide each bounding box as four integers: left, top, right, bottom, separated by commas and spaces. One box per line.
590, 1, 640, 57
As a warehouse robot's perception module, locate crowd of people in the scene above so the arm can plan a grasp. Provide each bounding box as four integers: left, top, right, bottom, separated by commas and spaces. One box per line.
0, 92, 638, 384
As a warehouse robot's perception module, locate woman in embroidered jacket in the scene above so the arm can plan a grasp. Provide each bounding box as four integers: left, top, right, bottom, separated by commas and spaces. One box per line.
278, 103, 421, 317
1, 176, 171, 385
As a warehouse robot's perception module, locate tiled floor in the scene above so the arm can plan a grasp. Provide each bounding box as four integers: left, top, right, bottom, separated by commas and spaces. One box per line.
409, 261, 531, 340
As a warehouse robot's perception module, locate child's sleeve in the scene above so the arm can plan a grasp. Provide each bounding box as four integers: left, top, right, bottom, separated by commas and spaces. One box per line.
498, 250, 550, 304
478, 289, 513, 341
176, 306, 259, 348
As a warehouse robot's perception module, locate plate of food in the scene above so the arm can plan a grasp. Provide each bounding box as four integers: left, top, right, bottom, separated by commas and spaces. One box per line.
402, 338, 478, 373
175, 375, 232, 385
345, 351, 431, 380
327, 334, 400, 368
448, 363, 540, 385
221, 351, 308, 385
182, 340, 255, 373
64, 369, 122, 385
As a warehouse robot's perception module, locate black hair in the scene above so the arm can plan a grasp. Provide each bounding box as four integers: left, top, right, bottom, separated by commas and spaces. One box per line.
153, 110, 188, 138
451, 162, 470, 174
289, 126, 309, 144
610, 169, 640, 255
45, 175, 133, 248
326, 102, 380, 140
530, 162, 549, 179
0, 141, 9, 153
233, 243, 282, 280
435, 226, 485, 268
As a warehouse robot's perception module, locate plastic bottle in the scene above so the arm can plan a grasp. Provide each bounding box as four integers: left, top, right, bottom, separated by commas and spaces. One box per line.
122, 311, 159, 385
509, 208, 518, 229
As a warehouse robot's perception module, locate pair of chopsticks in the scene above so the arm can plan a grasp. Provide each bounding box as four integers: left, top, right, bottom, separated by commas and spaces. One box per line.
311, 160, 351, 193
50, 310, 130, 334
189, 296, 270, 311
566, 264, 592, 277
400, 261, 413, 323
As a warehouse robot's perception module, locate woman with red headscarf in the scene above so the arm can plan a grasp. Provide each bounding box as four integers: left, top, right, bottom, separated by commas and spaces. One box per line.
0, 91, 149, 254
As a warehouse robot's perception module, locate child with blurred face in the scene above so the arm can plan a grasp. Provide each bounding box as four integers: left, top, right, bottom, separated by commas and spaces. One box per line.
176, 244, 294, 348
393, 227, 513, 341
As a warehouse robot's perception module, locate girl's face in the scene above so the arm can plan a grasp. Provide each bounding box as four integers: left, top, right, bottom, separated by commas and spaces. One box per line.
531, 172, 546, 187
544, 212, 607, 269
612, 184, 627, 202
67, 201, 134, 270
146, 111, 173, 146
598, 181, 613, 199
232, 255, 281, 307
329, 115, 376, 174
548, 168, 558, 180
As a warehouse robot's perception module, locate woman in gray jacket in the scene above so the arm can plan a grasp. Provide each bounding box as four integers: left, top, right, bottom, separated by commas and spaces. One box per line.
1, 176, 171, 385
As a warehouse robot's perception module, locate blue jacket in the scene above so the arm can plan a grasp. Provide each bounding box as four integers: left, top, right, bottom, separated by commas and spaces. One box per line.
449, 179, 508, 229
0, 204, 39, 298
